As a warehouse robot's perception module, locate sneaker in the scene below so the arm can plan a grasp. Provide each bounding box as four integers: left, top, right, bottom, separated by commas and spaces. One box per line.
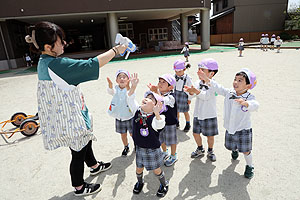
164, 154, 178, 167
176, 122, 180, 129
191, 148, 205, 158
90, 161, 112, 175
162, 150, 169, 161
244, 165, 254, 179
207, 151, 216, 162
74, 182, 102, 196
122, 146, 130, 156
156, 181, 169, 197
231, 151, 239, 160
133, 181, 144, 194
183, 123, 191, 132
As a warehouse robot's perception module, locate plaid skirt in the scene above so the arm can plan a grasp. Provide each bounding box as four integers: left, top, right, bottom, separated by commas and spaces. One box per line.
225, 129, 252, 152
159, 124, 177, 146
175, 90, 189, 113
136, 146, 163, 171
115, 118, 133, 134
193, 117, 218, 136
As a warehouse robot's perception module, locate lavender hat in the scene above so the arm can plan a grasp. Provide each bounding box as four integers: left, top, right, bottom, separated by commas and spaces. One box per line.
239, 68, 257, 89
115, 69, 130, 78
272, 34, 276, 37
185, 42, 189, 45
159, 74, 176, 86
261, 34, 265, 37
198, 58, 219, 70
240, 38, 244, 41
173, 59, 186, 71
144, 91, 167, 113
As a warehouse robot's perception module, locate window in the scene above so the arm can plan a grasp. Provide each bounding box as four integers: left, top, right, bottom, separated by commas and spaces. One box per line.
222, 0, 228, 9
118, 23, 134, 39
216, 2, 219, 12
148, 28, 168, 41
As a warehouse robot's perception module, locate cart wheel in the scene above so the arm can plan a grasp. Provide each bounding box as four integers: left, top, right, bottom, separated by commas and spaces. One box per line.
11, 112, 27, 127
20, 119, 39, 137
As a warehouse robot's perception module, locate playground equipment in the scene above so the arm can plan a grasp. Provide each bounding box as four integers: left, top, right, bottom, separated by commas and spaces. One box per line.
0, 112, 39, 143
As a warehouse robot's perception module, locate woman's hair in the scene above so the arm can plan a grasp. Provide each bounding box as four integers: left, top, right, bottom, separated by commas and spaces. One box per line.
27, 21, 65, 53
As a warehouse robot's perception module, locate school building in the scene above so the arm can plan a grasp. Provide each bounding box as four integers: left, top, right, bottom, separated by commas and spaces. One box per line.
208, 0, 289, 44
0, 0, 211, 71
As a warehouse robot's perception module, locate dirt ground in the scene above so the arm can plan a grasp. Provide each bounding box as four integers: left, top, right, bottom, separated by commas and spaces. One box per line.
0, 48, 300, 200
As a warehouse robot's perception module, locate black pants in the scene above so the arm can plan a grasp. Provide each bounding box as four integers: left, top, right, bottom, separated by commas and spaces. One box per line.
70, 140, 97, 187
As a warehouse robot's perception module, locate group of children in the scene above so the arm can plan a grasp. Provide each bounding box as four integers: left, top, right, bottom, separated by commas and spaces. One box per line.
107, 58, 259, 197
260, 33, 283, 52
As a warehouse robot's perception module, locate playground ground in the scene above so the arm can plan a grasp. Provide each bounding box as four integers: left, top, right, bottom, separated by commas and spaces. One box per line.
0, 47, 299, 200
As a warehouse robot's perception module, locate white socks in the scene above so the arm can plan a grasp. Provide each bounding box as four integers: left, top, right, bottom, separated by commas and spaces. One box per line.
244, 152, 253, 167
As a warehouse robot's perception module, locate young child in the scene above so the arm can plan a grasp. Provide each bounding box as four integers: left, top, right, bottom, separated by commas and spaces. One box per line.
184, 58, 219, 162
270, 34, 276, 50
26, 21, 127, 196
260, 34, 264, 50
127, 73, 169, 197
238, 38, 244, 57
198, 68, 259, 179
107, 69, 134, 156
25, 53, 32, 67
148, 74, 178, 167
274, 36, 283, 53
181, 42, 190, 62
262, 34, 269, 51
173, 59, 192, 132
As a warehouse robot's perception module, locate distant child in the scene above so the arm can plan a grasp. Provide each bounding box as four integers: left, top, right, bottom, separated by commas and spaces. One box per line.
274, 36, 283, 53
270, 34, 276, 50
25, 53, 32, 67
238, 38, 244, 57
173, 59, 193, 132
260, 34, 264, 50
127, 73, 169, 197
184, 58, 219, 162
198, 68, 259, 179
148, 74, 178, 167
181, 42, 190, 62
107, 69, 133, 156
262, 34, 269, 51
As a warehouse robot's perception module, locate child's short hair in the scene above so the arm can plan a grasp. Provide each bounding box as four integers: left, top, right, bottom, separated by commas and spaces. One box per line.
209, 69, 218, 76
185, 62, 191, 69
236, 72, 250, 84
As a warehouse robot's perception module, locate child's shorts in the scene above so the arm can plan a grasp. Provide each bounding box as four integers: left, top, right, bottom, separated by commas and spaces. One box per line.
115, 118, 133, 134
276, 45, 281, 48
238, 46, 244, 51
225, 128, 252, 152
193, 117, 218, 136
136, 146, 163, 171
175, 90, 189, 113
159, 124, 177, 146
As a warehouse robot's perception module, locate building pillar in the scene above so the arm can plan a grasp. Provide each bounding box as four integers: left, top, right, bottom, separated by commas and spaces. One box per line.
107, 13, 119, 48
201, 9, 210, 50
180, 14, 188, 44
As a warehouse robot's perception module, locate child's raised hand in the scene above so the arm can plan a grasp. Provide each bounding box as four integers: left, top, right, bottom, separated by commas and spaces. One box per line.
187, 100, 191, 105
107, 77, 113, 89
197, 70, 209, 82
235, 99, 249, 107
130, 73, 139, 87
153, 100, 163, 115
184, 85, 195, 95
147, 83, 158, 93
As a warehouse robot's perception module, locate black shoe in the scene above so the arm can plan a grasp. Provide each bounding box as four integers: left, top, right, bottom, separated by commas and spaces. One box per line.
133, 181, 144, 194
122, 146, 130, 156
74, 182, 102, 196
156, 182, 169, 197
231, 151, 239, 160
183, 123, 191, 132
90, 161, 112, 175
244, 165, 254, 179
176, 122, 180, 129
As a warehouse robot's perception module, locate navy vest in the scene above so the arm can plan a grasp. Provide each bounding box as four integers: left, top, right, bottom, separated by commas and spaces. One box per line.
132, 110, 162, 149
162, 92, 178, 125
